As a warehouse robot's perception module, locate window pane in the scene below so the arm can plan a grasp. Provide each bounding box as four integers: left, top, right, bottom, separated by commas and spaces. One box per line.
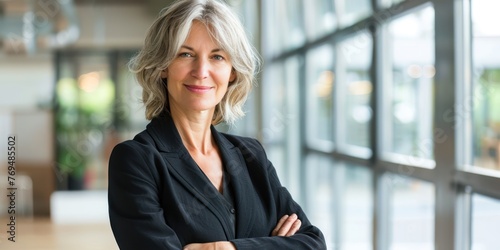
340, 164, 373, 250
472, 194, 500, 249
337, 0, 372, 28
231, 91, 258, 137
305, 155, 336, 248
469, 0, 500, 173
260, 58, 302, 191
305, 156, 373, 249
382, 5, 435, 165
337, 31, 373, 156
262, 63, 286, 144
265, 0, 306, 56
304, 0, 337, 39
266, 146, 286, 184
384, 175, 435, 250
306, 44, 335, 147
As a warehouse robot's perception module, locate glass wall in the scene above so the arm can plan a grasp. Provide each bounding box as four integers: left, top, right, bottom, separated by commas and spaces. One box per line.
337, 32, 373, 157
306, 44, 335, 147
247, 0, 500, 249
381, 5, 435, 167
472, 194, 500, 249
385, 175, 435, 249
305, 156, 373, 249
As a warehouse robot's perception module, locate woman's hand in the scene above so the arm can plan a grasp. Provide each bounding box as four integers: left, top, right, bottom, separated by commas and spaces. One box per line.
271, 213, 302, 237
184, 214, 301, 249
183, 241, 236, 250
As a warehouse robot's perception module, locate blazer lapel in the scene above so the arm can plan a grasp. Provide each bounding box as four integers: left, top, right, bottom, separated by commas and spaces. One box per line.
146, 112, 235, 239
211, 128, 258, 238
165, 154, 235, 239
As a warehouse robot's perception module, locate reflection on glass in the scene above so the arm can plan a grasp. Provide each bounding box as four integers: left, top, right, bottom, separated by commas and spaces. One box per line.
305, 156, 373, 250
470, 0, 500, 173
472, 194, 500, 249
265, 0, 306, 56
383, 5, 435, 164
384, 174, 435, 250
337, 32, 373, 155
337, 0, 372, 28
304, 0, 337, 39
307, 44, 335, 146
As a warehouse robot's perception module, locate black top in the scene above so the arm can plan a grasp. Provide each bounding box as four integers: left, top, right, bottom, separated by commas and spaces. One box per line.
221, 171, 236, 235
108, 112, 326, 249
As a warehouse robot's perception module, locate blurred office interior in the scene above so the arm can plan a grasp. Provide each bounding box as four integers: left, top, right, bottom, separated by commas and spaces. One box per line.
0, 0, 500, 249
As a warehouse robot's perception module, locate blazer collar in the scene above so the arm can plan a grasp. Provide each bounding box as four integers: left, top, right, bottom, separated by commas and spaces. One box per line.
145, 112, 186, 154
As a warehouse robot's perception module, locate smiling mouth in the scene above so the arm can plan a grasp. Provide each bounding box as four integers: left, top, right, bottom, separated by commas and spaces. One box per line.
184, 85, 213, 93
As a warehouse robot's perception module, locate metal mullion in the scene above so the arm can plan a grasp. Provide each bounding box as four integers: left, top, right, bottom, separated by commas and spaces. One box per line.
370, 0, 385, 247
375, 161, 437, 183
332, 151, 371, 167
455, 185, 473, 250
434, 0, 459, 249
454, 0, 473, 249
304, 147, 372, 167
454, 170, 500, 200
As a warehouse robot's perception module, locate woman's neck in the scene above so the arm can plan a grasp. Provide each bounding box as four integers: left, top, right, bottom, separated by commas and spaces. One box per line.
169, 105, 215, 155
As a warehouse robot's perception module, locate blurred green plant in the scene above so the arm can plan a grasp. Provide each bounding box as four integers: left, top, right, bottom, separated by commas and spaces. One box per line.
55, 73, 115, 184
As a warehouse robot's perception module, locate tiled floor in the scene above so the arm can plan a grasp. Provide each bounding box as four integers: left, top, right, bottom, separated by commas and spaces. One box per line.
0, 218, 118, 250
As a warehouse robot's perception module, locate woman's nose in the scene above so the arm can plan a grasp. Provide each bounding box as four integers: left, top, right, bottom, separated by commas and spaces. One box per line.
191, 58, 209, 79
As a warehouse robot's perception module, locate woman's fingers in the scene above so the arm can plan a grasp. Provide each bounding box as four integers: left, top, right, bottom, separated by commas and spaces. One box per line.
272, 214, 300, 237
271, 214, 289, 236
183, 242, 235, 250
285, 219, 301, 236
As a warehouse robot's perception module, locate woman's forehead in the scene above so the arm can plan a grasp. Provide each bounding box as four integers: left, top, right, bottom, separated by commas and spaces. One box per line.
180, 21, 228, 51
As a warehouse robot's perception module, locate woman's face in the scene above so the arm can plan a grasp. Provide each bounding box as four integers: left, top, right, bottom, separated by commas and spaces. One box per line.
162, 21, 235, 115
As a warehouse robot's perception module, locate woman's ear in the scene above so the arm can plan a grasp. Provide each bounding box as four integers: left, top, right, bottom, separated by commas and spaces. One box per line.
161, 69, 168, 78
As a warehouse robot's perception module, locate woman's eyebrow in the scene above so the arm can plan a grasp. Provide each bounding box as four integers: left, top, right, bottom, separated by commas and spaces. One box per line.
180, 45, 224, 53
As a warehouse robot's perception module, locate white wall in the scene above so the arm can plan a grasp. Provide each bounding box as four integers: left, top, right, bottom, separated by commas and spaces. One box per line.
0, 53, 54, 109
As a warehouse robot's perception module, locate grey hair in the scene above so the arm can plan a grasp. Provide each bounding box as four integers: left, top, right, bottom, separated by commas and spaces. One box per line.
128, 0, 260, 125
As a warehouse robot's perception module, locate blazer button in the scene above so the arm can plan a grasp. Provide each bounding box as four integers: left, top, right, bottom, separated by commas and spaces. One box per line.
230, 208, 235, 214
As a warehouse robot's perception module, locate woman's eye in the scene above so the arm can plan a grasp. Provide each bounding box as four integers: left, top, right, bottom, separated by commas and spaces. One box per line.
179, 52, 192, 57
213, 55, 224, 61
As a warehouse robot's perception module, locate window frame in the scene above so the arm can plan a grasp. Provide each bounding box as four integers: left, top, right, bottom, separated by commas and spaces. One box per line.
252, 0, 500, 249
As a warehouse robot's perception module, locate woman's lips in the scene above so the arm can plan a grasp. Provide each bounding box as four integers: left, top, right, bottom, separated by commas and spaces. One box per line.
184, 85, 213, 93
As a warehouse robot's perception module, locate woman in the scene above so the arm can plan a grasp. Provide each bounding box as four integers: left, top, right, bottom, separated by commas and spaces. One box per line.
108, 0, 326, 249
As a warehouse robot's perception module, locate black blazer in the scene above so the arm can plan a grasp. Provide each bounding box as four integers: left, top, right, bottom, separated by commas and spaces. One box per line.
108, 112, 326, 249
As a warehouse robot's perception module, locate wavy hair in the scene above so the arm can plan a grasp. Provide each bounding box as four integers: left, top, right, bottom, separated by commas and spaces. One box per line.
128, 0, 260, 125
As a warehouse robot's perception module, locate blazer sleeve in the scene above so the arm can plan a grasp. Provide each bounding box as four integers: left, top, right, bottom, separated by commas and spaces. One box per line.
230, 139, 327, 250
108, 141, 182, 250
